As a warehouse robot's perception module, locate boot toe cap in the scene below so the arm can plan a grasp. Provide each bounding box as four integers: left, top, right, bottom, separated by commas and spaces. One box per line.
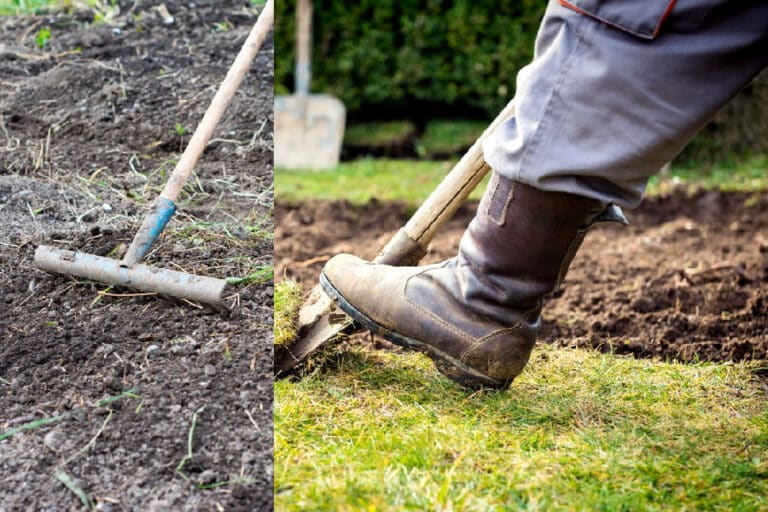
322, 253, 415, 325
323, 253, 363, 276
322, 253, 382, 307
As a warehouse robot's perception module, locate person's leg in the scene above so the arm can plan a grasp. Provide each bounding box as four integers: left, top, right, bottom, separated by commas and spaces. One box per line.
484, 0, 768, 208
322, 0, 768, 389
322, 181, 623, 389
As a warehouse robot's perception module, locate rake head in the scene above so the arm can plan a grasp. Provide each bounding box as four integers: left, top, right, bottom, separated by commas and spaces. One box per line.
34, 245, 228, 308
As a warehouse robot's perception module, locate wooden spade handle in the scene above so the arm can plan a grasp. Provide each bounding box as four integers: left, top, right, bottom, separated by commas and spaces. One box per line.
375, 100, 517, 265
295, 0, 312, 96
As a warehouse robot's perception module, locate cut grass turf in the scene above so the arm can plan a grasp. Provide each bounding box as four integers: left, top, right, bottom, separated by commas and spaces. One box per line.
276, 155, 768, 207
275, 346, 768, 510
274, 280, 302, 346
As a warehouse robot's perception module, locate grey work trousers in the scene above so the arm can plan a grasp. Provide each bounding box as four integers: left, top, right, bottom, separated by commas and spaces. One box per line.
482, 0, 768, 208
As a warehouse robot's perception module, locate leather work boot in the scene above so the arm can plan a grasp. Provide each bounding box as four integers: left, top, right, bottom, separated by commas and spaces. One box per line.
320, 172, 626, 390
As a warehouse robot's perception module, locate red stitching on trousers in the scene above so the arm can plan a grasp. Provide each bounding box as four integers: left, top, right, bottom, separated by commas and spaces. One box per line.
558, 0, 676, 40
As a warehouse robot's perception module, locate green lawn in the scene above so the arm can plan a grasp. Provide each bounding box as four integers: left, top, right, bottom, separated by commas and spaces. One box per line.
276, 155, 768, 207
275, 344, 768, 510
275, 155, 768, 510
652, 155, 768, 193
276, 159, 486, 207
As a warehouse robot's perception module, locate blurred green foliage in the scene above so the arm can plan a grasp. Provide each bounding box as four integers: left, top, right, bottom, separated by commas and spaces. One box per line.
275, 0, 545, 118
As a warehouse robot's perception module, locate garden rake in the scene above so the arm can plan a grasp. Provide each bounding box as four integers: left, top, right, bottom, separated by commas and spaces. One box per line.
34, 0, 274, 309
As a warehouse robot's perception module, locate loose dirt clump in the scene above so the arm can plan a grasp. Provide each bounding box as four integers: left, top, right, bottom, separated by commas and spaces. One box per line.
276, 188, 768, 364
1, 2, 273, 510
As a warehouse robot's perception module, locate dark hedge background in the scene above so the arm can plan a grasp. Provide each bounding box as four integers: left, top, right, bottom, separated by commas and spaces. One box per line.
275, 0, 545, 118
275, 0, 768, 162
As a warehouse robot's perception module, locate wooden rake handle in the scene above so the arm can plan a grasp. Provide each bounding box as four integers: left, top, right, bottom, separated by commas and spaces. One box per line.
122, 1, 274, 267
160, 0, 274, 202
375, 100, 517, 266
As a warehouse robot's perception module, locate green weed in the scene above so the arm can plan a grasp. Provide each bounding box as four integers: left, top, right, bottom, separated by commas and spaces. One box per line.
174, 123, 188, 137
34, 26, 50, 48
55, 470, 94, 509
212, 20, 231, 32
0, 389, 137, 442
226, 266, 274, 286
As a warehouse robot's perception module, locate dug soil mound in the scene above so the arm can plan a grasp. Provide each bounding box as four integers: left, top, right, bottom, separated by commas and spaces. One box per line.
276, 188, 768, 364
1, 2, 273, 510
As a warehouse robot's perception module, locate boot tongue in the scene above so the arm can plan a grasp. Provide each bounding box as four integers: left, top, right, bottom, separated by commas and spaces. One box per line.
589, 204, 629, 226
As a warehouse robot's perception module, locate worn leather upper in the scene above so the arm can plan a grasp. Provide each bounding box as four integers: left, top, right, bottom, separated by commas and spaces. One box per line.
323, 174, 611, 385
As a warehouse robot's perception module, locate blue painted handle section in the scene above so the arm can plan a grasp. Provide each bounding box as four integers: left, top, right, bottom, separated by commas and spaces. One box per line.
149, 197, 177, 241
122, 197, 177, 267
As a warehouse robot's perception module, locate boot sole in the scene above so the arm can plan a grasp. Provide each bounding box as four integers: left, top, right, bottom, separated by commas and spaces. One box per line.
320, 272, 508, 390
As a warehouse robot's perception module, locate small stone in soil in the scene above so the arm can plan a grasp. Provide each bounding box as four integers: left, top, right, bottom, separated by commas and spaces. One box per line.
43, 430, 64, 451
96, 344, 114, 356
80, 210, 98, 223
198, 470, 217, 485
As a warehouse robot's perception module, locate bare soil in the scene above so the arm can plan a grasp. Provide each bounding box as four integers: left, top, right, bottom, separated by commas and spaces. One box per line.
276, 188, 768, 365
1, 2, 273, 511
